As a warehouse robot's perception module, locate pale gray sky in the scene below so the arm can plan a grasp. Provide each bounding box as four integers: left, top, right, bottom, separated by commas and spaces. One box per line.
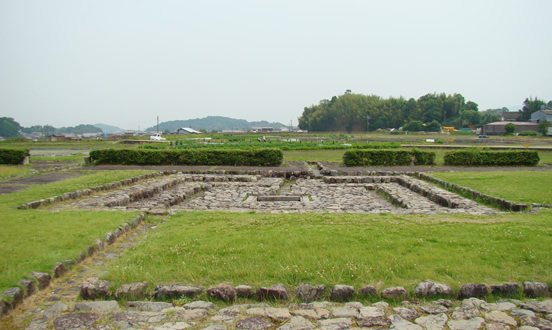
1, 0, 551, 130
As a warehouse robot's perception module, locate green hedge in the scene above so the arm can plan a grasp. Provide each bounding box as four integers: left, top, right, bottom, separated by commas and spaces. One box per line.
0, 148, 30, 165
343, 149, 436, 166
444, 149, 540, 166
89, 148, 283, 166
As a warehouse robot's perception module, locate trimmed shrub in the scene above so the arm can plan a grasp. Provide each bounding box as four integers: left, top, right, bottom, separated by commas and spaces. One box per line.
518, 131, 538, 137
0, 148, 30, 165
444, 149, 539, 166
89, 148, 283, 166
343, 149, 436, 166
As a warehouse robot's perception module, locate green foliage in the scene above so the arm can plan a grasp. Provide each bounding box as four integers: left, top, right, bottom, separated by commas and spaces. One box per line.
519, 97, 547, 121
504, 123, 516, 135
343, 149, 435, 166
0, 117, 22, 138
298, 92, 471, 132
444, 149, 540, 166
89, 148, 284, 166
171, 139, 401, 151
518, 131, 539, 137
425, 120, 441, 132
0, 148, 29, 165
147, 116, 285, 132
537, 120, 551, 135
403, 120, 424, 132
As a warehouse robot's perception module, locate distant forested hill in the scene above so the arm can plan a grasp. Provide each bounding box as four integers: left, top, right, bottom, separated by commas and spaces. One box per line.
94, 123, 125, 133
147, 116, 285, 132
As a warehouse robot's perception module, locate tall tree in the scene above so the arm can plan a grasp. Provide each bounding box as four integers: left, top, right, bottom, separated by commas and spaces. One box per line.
0, 117, 22, 138
519, 97, 546, 121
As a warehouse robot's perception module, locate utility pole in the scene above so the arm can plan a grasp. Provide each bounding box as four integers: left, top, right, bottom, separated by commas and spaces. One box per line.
290, 120, 292, 132
366, 115, 370, 132
157, 116, 159, 133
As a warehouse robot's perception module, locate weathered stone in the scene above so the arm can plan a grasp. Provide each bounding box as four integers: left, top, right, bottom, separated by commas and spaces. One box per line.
520, 300, 552, 314
415, 313, 448, 330
511, 309, 535, 317
20, 279, 36, 297
207, 285, 237, 302
329, 285, 354, 302
201, 324, 228, 330
210, 307, 241, 323
74, 301, 121, 313
451, 307, 480, 320
485, 311, 517, 327
44, 302, 68, 319
491, 284, 519, 297
111, 311, 167, 328
485, 323, 511, 330
422, 305, 449, 314
394, 307, 420, 320
488, 302, 517, 311
295, 284, 325, 303
25, 316, 49, 330
169, 308, 209, 321
381, 286, 407, 300
462, 297, 491, 311
85, 245, 96, 258
256, 284, 290, 301
0, 298, 9, 318
357, 315, 391, 327
447, 317, 485, 330
115, 281, 148, 300
31, 271, 51, 290
149, 322, 195, 330
358, 285, 377, 297
523, 281, 549, 298
458, 283, 488, 299
372, 301, 390, 310
415, 280, 453, 297
127, 301, 173, 312
53, 312, 101, 329
105, 232, 116, 245
278, 315, 315, 330
80, 278, 113, 300
2, 287, 23, 308
290, 308, 331, 320
387, 314, 422, 330
317, 317, 353, 329
153, 285, 202, 300
358, 306, 385, 319
331, 306, 358, 318
247, 307, 292, 321
184, 301, 216, 310
235, 316, 274, 329
519, 315, 552, 329
52, 262, 66, 278
432, 299, 454, 308
94, 238, 104, 252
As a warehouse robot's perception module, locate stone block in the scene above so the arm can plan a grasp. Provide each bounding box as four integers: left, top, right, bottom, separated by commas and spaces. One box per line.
523, 281, 549, 298
330, 285, 354, 302
31, 271, 51, 290
295, 284, 326, 303
256, 284, 290, 301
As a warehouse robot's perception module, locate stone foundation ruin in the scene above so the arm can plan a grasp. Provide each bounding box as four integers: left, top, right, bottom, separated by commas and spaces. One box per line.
68, 173, 500, 215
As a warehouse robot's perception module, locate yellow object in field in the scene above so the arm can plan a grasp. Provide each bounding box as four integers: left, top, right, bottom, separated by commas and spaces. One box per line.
442, 126, 455, 132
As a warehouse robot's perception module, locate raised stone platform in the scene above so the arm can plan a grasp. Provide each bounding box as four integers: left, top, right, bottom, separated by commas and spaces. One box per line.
68, 173, 500, 215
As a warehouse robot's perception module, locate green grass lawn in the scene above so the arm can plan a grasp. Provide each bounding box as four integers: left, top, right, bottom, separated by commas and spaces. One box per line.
0, 166, 31, 180
103, 211, 552, 294
430, 170, 552, 205
0, 170, 155, 292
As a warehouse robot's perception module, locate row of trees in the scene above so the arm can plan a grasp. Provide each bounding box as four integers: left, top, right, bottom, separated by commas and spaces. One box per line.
297, 92, 550, 132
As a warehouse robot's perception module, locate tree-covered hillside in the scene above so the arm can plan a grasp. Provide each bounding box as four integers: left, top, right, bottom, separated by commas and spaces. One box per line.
298, 92, 490, 132
147, 116, 286, 132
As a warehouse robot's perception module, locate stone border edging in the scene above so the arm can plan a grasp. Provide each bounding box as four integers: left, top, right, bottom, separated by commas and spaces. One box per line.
79, 280, 551, 304
0, 213, 146, 319
415, 172, 530, 211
